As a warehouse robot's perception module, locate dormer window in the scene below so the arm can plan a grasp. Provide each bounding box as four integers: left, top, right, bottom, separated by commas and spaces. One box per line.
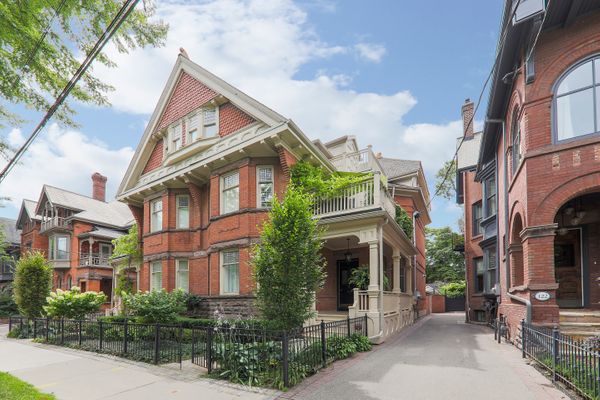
203, 108, 217, 136
554, 56, 600, 142
187, 113, 199, 143
171, 122, 182, 151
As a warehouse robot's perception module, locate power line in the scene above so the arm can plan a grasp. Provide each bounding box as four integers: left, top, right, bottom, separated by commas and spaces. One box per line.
0, 0, 140, 184
429, 0, 526, 208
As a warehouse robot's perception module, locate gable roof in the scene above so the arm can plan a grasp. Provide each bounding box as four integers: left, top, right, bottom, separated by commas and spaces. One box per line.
35, 185, 133, 229
379, 158, 422, 179
117, 54, 288, 196
16, 199, 40, 230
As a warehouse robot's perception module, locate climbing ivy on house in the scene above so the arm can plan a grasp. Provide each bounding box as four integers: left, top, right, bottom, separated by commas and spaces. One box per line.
395, 205, 413, 237
111, 224, 142, 296
290, 160, 371, 198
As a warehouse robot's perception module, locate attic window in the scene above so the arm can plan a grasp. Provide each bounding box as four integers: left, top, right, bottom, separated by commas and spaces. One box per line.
171, 122, 182, 151
203, 108, 217, 136
187, 113, 199, 142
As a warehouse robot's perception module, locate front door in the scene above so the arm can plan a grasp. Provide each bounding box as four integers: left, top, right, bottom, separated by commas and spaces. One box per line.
337, 259, 359, 311
554, 229, 583, 308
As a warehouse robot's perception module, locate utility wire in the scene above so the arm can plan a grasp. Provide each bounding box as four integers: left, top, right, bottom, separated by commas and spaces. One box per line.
429, 0, 529, 208
0, 0, 140, 184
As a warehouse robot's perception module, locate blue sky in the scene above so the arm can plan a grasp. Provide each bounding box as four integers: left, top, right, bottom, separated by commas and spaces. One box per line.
0, 0, 503, 230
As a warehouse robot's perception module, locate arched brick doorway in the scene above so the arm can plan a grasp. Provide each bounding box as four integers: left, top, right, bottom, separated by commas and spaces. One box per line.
553, 193, 600, 309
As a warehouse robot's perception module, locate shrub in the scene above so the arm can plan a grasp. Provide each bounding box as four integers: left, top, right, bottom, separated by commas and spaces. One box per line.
44, 287, 106, 320
395, 205, 413, 237
13, 252, 52, 318
350, 334, 372, 352
348, 265, 390, 291
252, 186, 326, 330
0, 284, 18, 317
122, 289, 186, 323
440, 281, 466, 298
326, 335, 357, 359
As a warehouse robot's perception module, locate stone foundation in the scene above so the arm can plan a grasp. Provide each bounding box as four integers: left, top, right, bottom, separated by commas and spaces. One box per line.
187, 295, 257, 319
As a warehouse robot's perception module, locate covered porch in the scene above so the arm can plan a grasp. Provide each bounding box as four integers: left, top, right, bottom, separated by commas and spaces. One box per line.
315, 216, 417, 342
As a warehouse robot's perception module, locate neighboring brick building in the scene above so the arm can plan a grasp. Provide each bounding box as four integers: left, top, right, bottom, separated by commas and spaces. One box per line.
0, 217, 20, 289
116, 53, 431, 341
16, 174, 134, 305
457, 1, 600, 338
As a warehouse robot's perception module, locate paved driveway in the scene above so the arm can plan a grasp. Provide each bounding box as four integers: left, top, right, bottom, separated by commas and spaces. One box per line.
0, 324, 276, 400
283, 313, 569, 400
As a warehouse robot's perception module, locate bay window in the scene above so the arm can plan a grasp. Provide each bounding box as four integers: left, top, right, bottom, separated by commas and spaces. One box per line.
484, 176, 496, 218
485, 247, 497, 293
221, 249, 239, 294
176, 195, 190, 229
474, 257, 484, 293
257, 166, 274, 208
170, 122, 182, 151
203, 108, 217, 136
176, 259, 189, 292
150, 261, 162, 291
187, 113, 199, 143
472, 201, 482, 236
221, 171, 239, 214
49, 235, 69, 260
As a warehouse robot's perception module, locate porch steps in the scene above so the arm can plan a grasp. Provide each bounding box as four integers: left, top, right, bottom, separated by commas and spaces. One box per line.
559, 310, 600, 338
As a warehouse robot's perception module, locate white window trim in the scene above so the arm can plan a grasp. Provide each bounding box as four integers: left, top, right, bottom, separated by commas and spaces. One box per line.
100, 243, 112, 258
202, 106, 219, 137
186, 112, 200, 143
170, 122, 182, 152
256, 165, 274, 208
176, 194, 190, 229
175, 259, 189, 292
150, 198, 163, 233
50, 234, 70, 260
220, 170, 240, 215
150, 261, 162, 291
220, 249, 240, 295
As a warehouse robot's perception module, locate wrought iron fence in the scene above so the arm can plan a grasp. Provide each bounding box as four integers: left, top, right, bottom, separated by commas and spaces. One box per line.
521, 320, 600, 400
8, 315, 369, 388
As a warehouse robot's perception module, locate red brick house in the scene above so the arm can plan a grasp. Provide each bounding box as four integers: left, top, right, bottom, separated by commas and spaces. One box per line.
457, 1, 600, 337
116, 53, 431, 341
16, 174, 134, 304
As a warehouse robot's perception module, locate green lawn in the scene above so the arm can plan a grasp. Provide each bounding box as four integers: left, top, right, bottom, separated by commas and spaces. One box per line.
0, 372, 56, 400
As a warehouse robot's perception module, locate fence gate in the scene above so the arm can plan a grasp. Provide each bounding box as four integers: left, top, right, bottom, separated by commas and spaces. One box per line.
445, 296, 465, 312
190, 327, 212, 372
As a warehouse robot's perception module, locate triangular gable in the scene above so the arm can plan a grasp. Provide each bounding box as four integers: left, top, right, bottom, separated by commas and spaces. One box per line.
16, 200, 36, 230
142, 139, 164, 175
118, 55, 288, 196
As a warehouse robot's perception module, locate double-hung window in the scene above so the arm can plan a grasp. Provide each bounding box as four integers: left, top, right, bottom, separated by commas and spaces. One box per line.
484, 176, 496, 218
203, 108, 217, 136
150, 198, 163, 232
486, 247, 497, 293
511, 111, 521, 174
176, 259, 189, 292
176, 195, 190, 229
151, 261, 162, 291
257, 166, 274, 208
50, 235, 69, 260
171, 122, 182, 151
100, 243, 111, 263
187, 113, 199, 143
472, 201, 482, 236
221, 171, 239, 214
474, 257, 484, 293
221, 249, 239, 294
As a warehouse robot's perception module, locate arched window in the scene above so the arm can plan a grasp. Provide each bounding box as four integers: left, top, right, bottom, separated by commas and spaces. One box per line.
511, 108, 521, 175
554, 55, 600, 141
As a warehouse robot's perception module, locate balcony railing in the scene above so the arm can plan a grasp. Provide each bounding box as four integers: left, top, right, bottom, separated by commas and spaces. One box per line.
329, 147, 384, 174
312, 173, 396, 219
79, 253, 111, 267
40, 216, 69, 233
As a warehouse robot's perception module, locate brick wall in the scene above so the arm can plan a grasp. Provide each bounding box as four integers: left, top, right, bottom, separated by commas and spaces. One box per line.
219, 103, 255, 137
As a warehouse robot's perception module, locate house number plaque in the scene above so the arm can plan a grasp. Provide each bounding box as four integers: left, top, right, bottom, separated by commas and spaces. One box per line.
534, 292, 551, 301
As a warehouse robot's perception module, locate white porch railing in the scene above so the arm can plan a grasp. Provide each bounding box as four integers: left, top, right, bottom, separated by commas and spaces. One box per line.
41, 216, 69, 233
312, 174, 396, 219
79, 253, 111, 267
330, 147, 384, 174
355, 290, 369, 312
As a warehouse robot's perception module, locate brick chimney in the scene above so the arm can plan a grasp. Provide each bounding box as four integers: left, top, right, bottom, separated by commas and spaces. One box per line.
461, 98, 475, 138
91, 172, 107, 202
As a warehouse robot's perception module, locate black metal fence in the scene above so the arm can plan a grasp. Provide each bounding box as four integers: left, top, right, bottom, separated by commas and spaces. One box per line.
8, 316, 185, 366
521, 320, 600, 399
8, 315, 368, 388
189, 316, 368, 388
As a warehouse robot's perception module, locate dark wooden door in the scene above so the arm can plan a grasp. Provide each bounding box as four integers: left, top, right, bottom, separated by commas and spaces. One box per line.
555, 229, 582, 308
337, 259, 359, 311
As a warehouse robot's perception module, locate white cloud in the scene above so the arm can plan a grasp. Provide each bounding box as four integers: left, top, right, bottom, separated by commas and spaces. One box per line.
0, 124, 134, 209
354, 42, 386, 63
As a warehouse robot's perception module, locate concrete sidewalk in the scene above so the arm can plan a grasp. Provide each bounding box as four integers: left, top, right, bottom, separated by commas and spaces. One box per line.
0, 325, 277, 400
283, 313, 570, 400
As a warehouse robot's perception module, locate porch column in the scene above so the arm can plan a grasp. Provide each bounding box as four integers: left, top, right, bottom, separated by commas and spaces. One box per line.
88, 238, 94, 266
367, 240, 381, 340
406, 257, 413, 295
368, 240, 379, 291
392, 251, 401, 293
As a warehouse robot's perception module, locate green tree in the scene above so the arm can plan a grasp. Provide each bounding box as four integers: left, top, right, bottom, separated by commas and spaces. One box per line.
440, 281, 466, 298
111, 224, 141, 295
13, 252, 52, 317
44, 287, 106, 320
425, 227, 464, 283
395, 205, 413, 237
434, 160, 457, 200
0, 1, 168, 131
252, 186, 327, 330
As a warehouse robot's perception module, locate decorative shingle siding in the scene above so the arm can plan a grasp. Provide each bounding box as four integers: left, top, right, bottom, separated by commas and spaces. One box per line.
142, 139, 164, 174
219, 103, 255, 137
157, 72, 218, 131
